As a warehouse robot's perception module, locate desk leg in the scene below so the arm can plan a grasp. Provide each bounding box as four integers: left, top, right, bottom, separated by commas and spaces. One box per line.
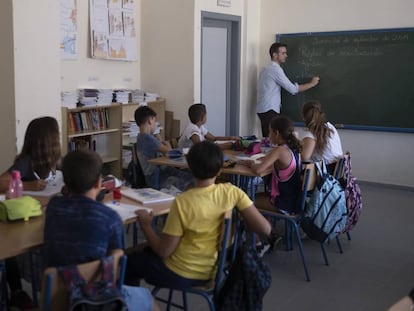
155, 166, 160, 190
0, 261, 9, 310
29, 252, 39, 307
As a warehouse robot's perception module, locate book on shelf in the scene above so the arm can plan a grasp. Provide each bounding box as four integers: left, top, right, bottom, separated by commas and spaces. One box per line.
105, 201, 151, 222
122, 187, 175, 204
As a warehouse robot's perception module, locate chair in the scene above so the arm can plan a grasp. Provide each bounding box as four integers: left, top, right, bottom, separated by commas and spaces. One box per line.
151, 210, 236, 311
0, 261, 8, 311
256, 163, 328, 281
40, 249, 127, 311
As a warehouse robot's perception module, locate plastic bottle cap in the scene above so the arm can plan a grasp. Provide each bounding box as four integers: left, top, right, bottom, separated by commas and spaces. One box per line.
11, 170, 21, 180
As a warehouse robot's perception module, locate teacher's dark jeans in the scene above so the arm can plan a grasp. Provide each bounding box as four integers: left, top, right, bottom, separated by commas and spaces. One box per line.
257, 110, 279, 137
125, 247, 207, 289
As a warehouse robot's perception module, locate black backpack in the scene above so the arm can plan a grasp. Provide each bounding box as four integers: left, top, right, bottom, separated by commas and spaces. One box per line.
124, 160, 146, 189
216, 243, 272, 311
58, 256, 127, 311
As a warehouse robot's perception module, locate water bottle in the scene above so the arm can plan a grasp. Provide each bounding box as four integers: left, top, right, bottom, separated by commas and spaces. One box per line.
7, 170, 23, 199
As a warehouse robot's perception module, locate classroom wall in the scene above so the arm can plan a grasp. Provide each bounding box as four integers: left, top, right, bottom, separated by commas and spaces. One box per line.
0, 1, 17, 172
140, 0, 194, 128
259, 0, 414, 187
0, 0, 61, 172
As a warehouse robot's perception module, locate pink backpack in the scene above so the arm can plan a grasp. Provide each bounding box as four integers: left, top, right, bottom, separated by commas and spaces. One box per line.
339, 152, 362, 232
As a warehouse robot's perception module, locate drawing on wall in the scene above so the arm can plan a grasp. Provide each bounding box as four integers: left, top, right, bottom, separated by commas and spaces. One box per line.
108, 0, 122, 9
60, 0, 77, 59
90, 0, 137, 61
93, 32, 109, 58
122, 0, 135, 10
123, 11, 136, 37
109, 10, 124, 37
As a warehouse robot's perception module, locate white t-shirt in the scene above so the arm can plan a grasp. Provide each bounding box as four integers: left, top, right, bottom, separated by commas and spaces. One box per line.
178, 123, 208, 149
302, 122, 343, 164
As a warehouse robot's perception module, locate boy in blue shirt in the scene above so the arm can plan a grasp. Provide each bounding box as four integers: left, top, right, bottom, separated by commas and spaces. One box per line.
134, 106, 193, 191
43, 150, 159, 311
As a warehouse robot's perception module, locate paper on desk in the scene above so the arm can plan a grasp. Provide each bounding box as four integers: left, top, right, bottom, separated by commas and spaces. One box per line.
233, 153, 266, 164
23, 170, 64, 197
105, 201, 151, 222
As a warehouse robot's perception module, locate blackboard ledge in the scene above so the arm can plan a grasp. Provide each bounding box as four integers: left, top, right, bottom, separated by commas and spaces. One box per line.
293, 122, 414, 133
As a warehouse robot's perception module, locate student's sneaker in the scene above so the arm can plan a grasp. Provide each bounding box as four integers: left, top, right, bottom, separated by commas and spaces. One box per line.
256, 242, 271, 258
268, 231, 283, 252
9, 289, 34, 310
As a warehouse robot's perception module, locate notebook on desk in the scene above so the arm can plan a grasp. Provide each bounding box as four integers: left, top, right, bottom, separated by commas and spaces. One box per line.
23, 171, 64, 197
121, 188, 175, 204
105, 201, 151, 222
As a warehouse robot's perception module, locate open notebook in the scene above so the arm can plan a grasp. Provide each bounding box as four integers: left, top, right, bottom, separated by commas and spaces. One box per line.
23, 170, 65, 197
121, 188, 175, 204
105, 201, 151, 222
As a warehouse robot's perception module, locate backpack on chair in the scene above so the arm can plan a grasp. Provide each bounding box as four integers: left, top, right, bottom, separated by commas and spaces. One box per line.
57, 256, 127, 311
339, 152, 362, 232
301, 161, 347, 243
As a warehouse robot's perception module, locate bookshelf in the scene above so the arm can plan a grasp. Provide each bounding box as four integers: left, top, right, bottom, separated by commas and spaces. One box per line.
61, 104, 122, 178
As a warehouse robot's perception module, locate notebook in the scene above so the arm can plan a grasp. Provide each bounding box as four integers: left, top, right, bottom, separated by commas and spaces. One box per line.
105, 201, 151, 222
121, 188, 175, 204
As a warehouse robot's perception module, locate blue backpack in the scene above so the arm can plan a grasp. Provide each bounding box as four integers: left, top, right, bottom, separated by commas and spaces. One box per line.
301, 162, 347, 243
58, 256, 127, 311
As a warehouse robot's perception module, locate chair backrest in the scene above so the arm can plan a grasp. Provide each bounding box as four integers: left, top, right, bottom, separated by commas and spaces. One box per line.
213, 210, 234, 297
332, 157, 346, 180
298, 162, 318, 213
40, 249, 126, 311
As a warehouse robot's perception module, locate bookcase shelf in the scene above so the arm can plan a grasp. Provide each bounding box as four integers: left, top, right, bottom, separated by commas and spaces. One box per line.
62, 104, 122, 178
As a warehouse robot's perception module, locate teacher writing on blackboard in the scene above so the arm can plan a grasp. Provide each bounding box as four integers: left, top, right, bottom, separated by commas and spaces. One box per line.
257, 42, 320, 137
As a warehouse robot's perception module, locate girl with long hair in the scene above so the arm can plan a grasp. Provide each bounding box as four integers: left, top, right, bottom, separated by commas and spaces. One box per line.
250, 115, 302, 215
301, 101, 343, 173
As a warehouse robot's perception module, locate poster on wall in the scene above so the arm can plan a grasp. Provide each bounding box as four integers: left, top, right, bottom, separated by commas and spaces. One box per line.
89, 0, 137, 61
60, 0, 77, 59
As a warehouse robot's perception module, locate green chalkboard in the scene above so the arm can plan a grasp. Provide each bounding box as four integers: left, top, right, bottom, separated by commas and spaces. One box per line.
277, 28, 414, 132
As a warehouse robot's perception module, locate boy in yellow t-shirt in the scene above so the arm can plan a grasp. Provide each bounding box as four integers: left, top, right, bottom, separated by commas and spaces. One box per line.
126, 141, 272, 288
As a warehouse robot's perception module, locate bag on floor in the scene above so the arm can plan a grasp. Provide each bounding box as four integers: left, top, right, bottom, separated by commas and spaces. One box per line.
339, 152, 362, 232
301, 162, 347, 243
216, 243, 271, 311
58, 255, 127, 311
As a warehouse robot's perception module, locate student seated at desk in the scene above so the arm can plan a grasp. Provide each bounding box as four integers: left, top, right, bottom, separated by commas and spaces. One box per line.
301, 101, 343, 173
250, 115, 302, 215
134, 106, 193, 191
125, 141, 271, 289
43, 150, 159, 311
0, 116, 61, 310
177, 103, 240, 150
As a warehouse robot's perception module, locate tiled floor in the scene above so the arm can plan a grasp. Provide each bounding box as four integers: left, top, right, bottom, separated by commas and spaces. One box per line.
18, 182, 414, 310
148, 182, 414, 311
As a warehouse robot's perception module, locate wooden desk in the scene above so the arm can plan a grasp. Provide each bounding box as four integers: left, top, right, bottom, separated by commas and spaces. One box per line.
148, 150, 272, 177
0, 193, 172, 260
148, 150, 273, 197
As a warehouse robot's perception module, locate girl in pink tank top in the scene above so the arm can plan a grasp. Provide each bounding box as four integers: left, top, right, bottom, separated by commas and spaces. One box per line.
250, 116, 302, 214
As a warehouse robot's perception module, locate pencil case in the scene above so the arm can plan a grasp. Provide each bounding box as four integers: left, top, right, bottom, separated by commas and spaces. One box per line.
0, 196, 42, 222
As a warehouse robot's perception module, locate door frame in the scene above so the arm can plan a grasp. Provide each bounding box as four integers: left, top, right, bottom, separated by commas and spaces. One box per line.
201, 11, 241, 136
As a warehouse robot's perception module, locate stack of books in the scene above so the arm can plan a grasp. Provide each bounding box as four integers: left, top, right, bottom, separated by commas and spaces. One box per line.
114, 90, 131, 104
96, 89, 114, 106
131, 89, 145, 103
61, 91, 78, 108
79, 89, 98, 106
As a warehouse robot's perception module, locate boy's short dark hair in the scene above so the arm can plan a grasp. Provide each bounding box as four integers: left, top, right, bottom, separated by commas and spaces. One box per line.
134, 106, 157, 126
269, 42, 287, 57
62, 150, 102, 195
188, 103, 206, 124
187, 141, 223, 179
